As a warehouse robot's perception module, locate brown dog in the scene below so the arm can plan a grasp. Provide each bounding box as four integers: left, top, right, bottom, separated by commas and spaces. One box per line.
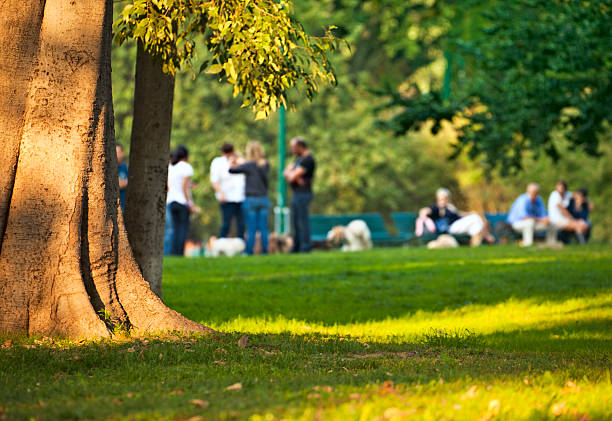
252, 232, 294, 254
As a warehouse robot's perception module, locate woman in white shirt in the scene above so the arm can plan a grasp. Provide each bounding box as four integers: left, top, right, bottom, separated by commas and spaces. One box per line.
547, 180, 588, 243
164, 145, 195, 256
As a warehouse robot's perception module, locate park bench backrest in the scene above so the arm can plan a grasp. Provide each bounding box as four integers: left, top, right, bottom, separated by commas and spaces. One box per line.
390, 212, 418, 237
484, 213, 509, 228
309, 213, 392, 241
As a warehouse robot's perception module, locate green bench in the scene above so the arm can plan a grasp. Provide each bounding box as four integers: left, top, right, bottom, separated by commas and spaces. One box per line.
390, 212, 417, 241
309, 213, 403, 245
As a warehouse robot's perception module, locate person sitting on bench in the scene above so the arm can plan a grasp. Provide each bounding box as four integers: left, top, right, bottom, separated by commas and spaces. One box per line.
415, 188, 495, 246
507, 183, 556, 247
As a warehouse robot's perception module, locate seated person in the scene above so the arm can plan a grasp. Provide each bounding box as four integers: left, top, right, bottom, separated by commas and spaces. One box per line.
507, 183, 556, 246
415, 187, 495, 246
548, 180, 589, 244
566, 187, 593, 242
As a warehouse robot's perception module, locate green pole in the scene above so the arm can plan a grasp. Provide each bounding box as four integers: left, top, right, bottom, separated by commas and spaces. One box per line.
276, 105, 287, 234
442, 51, 452, 100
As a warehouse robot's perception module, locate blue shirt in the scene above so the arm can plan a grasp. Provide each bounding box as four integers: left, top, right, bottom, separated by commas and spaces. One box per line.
507, 193, 547, 224
118, 163, 128, 211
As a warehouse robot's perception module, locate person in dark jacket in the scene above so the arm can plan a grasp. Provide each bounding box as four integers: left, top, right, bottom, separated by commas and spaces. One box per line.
283, 137, 316, 253
229, 141, 270, 255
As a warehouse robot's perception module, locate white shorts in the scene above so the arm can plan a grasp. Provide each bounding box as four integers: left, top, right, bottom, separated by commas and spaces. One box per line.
551, 216, 571, 229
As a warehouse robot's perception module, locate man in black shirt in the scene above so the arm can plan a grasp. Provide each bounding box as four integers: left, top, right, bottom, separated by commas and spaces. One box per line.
283, 137, 316, 252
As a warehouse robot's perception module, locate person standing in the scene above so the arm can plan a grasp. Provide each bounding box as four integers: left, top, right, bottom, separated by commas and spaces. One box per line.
165, 145, 196, 256
229, 141, 270, 255
507, 183, 555, 246
283, 137, 316, 253
116, 142, 128, 212
210, 143, 245, 239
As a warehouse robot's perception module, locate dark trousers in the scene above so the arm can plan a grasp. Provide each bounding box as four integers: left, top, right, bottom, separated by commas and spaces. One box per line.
291, 192, 313, 253
166, 201, 190, 256
219, 202, 245, 239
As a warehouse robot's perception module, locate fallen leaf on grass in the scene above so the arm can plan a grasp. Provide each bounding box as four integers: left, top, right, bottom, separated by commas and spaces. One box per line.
313, 385, 333, 393
570, 411, 590, 421
126, 393, 133, 398
237, 335, 248, 348
187, 417, 203, 421
462, 385, 478, 399
188, 399, 209, 408
225, 382, 242, 391
170, 390, 184, 396
383, 407, 416, 419
478, 399, 501, 421
257, 348, 279, 356
127, 347, 136, 353
551, 401, 567, 416
1, 340, 12, 349
213, 360, 226, 365
349, 393, 361, 400
215, 347, 228, 354
307, 393, 321, 399
380, 381, 395, 395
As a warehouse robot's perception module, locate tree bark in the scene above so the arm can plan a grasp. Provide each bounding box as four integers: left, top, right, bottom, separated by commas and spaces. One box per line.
0, 0, 213, 339
124, 43, 175, 299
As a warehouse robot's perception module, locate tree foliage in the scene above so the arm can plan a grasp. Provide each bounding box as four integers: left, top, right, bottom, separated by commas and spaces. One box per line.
113, 0, 340, 118
381, 0, 612, 172
111, 0, 612, 242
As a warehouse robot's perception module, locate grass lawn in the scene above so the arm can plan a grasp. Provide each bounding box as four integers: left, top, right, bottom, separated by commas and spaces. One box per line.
1, 245, 611, 420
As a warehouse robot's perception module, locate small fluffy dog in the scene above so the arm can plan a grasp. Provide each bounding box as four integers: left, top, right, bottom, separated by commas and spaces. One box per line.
426, 234, 459, 249
206, 236, 245, 257
327, 219, 373, 251
267, 232, 294, 254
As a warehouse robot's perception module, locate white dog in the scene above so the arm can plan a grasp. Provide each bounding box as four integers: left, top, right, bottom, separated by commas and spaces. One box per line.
327, 219, 373, 251
206, 236, 245, 257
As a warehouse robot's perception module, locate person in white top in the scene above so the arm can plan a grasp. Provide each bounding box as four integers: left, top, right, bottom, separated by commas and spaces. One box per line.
210, 143, 245, 239
164, 145, 196, 256
547, 180, 588, 243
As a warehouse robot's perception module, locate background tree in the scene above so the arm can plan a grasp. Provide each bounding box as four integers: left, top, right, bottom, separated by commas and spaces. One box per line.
381, 0, 612, 171
111, 0, 612, 243
113, 0, 339, 295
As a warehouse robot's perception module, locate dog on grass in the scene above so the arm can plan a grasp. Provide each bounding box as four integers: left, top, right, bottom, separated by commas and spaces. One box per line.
266, 232, 294, 254
426, 234, 459, 249
327, 219, 373, 251
206, 236, 245, 257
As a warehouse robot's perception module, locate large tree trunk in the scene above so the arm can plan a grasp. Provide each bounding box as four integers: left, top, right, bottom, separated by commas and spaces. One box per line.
0, 0, 212, 339
124, 43, 175, 299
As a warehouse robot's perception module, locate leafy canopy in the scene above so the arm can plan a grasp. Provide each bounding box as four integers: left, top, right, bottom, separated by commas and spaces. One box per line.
113, 0, 340, 119
379, 0, 612, 172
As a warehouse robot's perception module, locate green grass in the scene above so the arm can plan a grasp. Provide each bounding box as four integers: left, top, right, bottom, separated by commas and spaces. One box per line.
1, 245, 611, 420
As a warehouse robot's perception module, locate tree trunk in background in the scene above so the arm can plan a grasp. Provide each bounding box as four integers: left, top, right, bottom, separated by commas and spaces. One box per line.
124, 43, 175, 299
0, 0, 212, 339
